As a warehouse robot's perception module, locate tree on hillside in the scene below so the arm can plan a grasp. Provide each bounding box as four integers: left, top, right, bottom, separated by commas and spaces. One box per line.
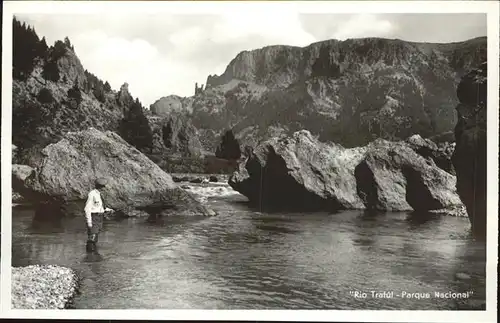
42, 60, 60, 82
93, 85, 106, 103
68, 82, 83, 105
38, 37, 48, 57
85, 70, 109, 102
13, 98, 44, 149
13, 17, 45, 80
215, 129, 241, 160
104, 81, 112, 92
52, 40, 68, 59
42, 40, 68, 82
119, 98, 153, 152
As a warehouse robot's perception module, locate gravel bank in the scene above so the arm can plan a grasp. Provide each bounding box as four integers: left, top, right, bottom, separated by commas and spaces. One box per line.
12, 265, 79, 309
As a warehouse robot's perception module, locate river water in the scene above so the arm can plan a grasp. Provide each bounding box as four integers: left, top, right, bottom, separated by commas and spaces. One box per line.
12, 181, 486, 310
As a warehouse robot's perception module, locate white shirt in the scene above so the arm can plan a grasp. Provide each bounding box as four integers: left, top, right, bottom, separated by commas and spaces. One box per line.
84, 189, 107, 226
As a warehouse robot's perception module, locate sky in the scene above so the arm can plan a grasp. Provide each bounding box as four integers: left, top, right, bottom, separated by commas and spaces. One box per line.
15, 13, 486, 107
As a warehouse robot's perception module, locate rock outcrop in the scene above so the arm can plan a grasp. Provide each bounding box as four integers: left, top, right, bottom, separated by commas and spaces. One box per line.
12, 164, 34, 204
452, 62, 487, 240
150, 95, 193, 117
12, 164, 34, 186
116, 82, 134, 108
155, 37, 486, 152
148, 114, 204, 157
405, 134, 455, 174
13, 128, 215, 218
229, 130, 463, 213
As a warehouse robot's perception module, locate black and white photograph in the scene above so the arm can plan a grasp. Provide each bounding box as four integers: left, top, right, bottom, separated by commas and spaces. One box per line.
1, 0, 498, 320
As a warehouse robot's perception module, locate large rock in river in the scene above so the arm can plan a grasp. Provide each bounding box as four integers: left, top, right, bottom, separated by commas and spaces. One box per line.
229, 130, 463, 213
230, 130, 367, 210
15, 128, 214, 217
355, 139, 461, 211
452, 62, 487, 240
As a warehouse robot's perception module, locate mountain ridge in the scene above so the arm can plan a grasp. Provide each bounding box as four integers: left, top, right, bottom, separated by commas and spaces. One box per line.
151, 35, 486, 150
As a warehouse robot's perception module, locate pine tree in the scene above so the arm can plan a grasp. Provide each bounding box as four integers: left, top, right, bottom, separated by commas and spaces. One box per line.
38, 36, 48, 57
104, 81, 112, 92
215, 129, 241, 160
13, 17, 45, 80
68, 82, 82, 105
93, 84, 105, 103
119, 99, 153, 152
42, 60, 60, 82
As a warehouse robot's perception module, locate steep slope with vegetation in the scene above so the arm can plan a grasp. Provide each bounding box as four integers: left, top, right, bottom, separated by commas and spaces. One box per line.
12, 18, 154, 166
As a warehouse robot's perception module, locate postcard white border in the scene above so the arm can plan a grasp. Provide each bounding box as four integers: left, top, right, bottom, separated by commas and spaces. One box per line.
1, 1, 498, 322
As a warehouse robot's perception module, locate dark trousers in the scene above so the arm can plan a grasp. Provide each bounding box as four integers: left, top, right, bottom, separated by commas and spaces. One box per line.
86, 212, 104, 252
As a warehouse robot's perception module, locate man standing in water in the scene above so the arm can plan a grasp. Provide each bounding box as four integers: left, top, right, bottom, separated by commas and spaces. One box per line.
84, 178, 114, 252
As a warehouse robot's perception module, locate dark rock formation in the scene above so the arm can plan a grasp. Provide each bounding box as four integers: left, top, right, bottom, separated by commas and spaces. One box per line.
452, 62, 487, 240
230, 130, 463, 213
189, 177, 204, 184
195, 82, 204, 95
171, 175, 190, 183
13, 128, 215, 218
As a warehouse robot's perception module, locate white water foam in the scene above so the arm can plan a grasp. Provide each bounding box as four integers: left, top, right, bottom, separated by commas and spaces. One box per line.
182, 184, 243, 203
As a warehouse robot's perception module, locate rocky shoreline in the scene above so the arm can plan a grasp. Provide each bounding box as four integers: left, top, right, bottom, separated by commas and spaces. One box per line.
12, 265, 80, 309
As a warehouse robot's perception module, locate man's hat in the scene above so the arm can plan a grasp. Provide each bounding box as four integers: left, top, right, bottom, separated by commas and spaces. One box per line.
95, 177, 108, 187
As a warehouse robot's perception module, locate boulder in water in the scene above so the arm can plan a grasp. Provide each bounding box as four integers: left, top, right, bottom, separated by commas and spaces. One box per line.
230, 130, 463, 213
14, 128, 214, 218
189, 177, 204, 184
355, 139, 462, 211
229, 130, 367, 211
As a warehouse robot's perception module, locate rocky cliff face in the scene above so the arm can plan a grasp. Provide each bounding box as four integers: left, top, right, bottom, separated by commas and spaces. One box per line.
153, 37, 486, 151
148, 114, 205, 157
452, 62, 487, 241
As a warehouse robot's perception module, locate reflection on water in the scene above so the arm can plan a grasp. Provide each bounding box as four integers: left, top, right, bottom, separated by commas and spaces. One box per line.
12, 184, 486, 310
